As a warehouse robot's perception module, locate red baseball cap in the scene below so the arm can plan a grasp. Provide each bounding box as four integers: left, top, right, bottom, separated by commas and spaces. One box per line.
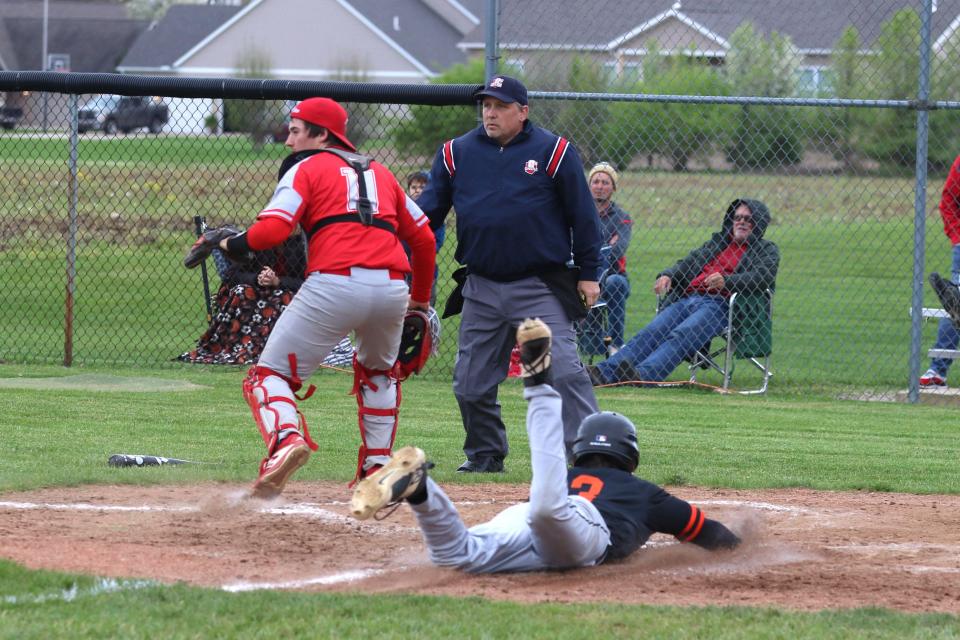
290, 97, 356, 151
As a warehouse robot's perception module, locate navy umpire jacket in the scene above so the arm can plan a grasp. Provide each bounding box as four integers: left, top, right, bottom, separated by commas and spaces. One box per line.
418, 120, 601, 283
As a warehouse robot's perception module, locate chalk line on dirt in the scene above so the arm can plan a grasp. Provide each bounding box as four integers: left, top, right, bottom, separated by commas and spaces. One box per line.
697, 499, 818, 515
0, 501, 195, 513
222, 569, 387, 592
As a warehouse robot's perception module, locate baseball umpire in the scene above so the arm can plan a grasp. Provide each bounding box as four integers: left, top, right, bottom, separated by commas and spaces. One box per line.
193, 97, 436, 498
416, 75, 602, 473
351, 318, 741, 572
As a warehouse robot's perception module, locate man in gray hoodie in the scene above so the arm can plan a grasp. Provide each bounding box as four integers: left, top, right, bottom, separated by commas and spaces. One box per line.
587, 198, 779, 385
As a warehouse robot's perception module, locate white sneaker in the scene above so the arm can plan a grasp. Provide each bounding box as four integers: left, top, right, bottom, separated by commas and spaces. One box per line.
607, 344, 621, 357
920, 369, 947, 387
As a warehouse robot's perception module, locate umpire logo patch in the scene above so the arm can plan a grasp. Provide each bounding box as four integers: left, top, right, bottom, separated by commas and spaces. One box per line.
524, 159, 539, 175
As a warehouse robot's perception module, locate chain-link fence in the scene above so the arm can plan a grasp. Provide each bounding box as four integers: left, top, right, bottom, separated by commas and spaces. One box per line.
0, 0, 954, 398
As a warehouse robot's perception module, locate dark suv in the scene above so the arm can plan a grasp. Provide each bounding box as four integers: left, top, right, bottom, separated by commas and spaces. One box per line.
78, 95, 169, 134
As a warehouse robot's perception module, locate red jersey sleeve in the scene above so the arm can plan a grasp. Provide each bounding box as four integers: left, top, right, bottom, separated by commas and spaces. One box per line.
243, 166, 309, 250
246, 217, 293, 251
396, 186, 436, 304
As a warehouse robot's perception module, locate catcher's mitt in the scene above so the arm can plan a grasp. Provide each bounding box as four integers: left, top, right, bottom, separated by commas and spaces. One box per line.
930, 272, 960, 330
183, 224, 244, 269
395, 307, 440, 380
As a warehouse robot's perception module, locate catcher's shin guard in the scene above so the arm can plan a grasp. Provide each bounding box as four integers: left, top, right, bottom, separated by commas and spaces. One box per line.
350, 355, 400, 485
243, 366, 318, 498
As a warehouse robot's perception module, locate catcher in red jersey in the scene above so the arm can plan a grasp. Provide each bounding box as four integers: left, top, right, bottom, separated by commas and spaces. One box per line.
217, 97, 436, 498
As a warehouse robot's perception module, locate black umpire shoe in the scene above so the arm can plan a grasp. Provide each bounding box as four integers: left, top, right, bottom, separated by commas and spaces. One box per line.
456, 457, 504, 473
585, 364, 606, 386
930, 272, 960, 330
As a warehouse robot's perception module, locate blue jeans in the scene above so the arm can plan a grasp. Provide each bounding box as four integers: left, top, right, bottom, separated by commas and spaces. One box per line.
929, 243, 960, 377
595, 294, 728, 383
579, 273, 630, 354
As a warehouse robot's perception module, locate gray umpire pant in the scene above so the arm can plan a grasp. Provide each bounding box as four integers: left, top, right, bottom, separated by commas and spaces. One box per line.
452, 274, 599, 461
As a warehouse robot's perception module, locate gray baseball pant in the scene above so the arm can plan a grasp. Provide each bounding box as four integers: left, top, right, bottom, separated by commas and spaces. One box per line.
410, 384, 610, 572
257, 270, 409, 470
452, 274, 599, 461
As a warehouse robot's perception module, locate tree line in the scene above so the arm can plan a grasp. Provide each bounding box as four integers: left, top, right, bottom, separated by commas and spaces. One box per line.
395, 9, 960, 174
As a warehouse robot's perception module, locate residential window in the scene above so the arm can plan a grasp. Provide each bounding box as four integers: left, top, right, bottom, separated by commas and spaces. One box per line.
503, 59, 525, 75
797, 66, 835, 97
604, 61, 643, 86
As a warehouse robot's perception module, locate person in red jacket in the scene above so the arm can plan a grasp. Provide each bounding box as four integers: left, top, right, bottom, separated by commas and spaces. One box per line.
921, 155, 960, 387
218, 97, 436, 498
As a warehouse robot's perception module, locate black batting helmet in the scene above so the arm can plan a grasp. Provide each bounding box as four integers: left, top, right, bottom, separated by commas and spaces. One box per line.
571, 412, 639, 471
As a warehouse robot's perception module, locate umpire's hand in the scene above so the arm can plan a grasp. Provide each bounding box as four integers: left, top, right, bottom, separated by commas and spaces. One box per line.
578, 280, 600, 307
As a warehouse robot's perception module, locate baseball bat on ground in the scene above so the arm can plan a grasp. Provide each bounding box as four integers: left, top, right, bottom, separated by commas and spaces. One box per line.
108, 454, 202, 467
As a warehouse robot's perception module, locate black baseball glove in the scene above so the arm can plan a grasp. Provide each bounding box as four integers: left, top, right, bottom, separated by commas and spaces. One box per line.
183, 224, 245, 269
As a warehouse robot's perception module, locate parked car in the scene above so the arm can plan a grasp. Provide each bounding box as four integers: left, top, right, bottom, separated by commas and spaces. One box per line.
0, 106, 23, 130
78, 95, 169, 134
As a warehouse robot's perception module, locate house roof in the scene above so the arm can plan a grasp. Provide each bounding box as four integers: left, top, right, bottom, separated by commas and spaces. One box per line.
0, 0, 147, 72
461, 0, 960, 54
346, 0, 473, 73
118, 0, 477, 77
117, 4, 243, 71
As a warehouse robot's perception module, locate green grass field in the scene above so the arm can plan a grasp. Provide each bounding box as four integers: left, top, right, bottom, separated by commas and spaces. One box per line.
1, 364, 959, 638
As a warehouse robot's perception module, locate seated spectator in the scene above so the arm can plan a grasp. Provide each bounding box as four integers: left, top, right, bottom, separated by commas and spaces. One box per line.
586, 198, 779, 385
579, 162, 633, 357
178, 231, 308, 365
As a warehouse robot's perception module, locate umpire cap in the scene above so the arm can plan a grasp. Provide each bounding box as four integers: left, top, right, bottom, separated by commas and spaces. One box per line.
474, 75, 528, 106
572, 411, 639, 472
291, 97, 356, 151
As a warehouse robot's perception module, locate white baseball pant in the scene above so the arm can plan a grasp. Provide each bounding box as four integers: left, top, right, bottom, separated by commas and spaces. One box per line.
256, 269, 410, 470
409, 384, 611, 572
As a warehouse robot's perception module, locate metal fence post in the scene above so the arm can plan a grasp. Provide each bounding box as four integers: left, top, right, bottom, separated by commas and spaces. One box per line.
484, 0, 499, 83
64, 93, 79, 366
908, 0, 936, 403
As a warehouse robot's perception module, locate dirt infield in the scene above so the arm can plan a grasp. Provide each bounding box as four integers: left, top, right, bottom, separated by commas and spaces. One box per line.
1, 483, 958, 613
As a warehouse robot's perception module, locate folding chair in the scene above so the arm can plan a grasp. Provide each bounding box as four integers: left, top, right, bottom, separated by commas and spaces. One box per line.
577, 300, 610, 364
577, 245, 614, 363
687, 289, 774, 394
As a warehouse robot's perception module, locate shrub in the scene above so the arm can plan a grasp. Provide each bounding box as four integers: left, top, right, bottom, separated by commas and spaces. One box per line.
724, 22, 804, 169
392, 60, 485, 159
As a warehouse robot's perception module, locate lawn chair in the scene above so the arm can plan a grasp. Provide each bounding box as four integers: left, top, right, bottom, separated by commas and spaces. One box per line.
686, 289, 774, 394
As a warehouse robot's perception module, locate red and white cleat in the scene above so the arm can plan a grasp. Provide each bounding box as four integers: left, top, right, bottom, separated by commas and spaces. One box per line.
250, 433, 311, 499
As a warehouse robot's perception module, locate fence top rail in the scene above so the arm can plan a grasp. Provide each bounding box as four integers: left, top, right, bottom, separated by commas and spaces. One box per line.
528, 91, 945, 110
0, 71, 480, 105
3, 71, 956, 111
